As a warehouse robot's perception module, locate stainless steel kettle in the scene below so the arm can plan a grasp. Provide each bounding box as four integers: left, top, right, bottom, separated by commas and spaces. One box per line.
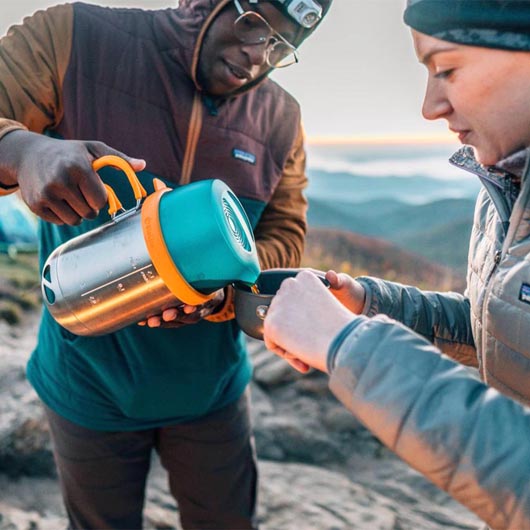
41, 156, 260, 336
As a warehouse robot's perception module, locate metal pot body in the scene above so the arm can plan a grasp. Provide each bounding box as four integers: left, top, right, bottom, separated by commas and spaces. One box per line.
42, 210, 179, 336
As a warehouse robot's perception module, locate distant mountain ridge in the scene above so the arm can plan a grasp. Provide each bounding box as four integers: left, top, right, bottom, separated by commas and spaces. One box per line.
302, 227, 466, 294
300, 143, 477, 286
307, 196, 475, 273
306, 168, 480, 205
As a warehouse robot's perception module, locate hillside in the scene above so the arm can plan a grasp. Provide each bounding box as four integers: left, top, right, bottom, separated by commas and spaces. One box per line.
0, 253, 40, 324
307, 196, 475, 273
302, 227, 466, 293
305, 168, 480, 205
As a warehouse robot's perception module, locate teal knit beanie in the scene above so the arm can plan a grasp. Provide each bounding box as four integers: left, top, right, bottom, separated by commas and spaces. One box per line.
403, 0, 530, 51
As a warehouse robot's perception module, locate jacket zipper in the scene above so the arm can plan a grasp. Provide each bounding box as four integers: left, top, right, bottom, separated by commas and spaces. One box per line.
449, 155, 510, 378
180, 92, 203, 185
474, 176, 506, 379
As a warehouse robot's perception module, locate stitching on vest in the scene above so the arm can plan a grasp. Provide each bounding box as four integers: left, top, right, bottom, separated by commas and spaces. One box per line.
485, 367, 530, 403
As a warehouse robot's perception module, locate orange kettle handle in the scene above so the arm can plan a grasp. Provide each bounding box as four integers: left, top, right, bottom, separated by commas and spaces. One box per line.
92, 155, 147, 217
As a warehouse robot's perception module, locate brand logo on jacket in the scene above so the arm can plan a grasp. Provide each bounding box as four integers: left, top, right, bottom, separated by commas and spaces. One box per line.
519, 283, 530, 305
232, 149, 256, 165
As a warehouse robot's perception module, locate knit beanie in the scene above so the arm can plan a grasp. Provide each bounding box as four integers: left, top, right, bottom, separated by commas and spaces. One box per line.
403, 0, 530, 51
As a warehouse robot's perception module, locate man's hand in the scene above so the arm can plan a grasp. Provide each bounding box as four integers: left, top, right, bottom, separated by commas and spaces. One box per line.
138, 289, 226, 329
325, 270, 366, 314
263, 270, 355, 374
0, 130, 146, 225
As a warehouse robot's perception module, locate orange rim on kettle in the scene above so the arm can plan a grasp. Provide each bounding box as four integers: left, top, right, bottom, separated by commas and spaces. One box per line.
141, 181, 216, 306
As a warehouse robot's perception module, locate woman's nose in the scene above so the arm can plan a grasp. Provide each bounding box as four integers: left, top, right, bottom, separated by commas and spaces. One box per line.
422, 78, 452, 121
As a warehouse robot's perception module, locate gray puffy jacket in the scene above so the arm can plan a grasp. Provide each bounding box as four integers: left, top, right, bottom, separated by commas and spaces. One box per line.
327, 147, 530, 529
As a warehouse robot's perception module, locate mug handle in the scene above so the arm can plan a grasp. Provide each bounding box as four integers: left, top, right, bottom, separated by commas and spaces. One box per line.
92, 155, 147, 218
253, 269, 330, 321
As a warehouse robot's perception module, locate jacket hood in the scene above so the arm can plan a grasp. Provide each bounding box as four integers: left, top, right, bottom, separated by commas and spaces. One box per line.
154, 0, 332, 95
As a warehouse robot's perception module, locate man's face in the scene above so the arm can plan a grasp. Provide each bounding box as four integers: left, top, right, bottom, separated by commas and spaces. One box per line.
197, 1, 299, 96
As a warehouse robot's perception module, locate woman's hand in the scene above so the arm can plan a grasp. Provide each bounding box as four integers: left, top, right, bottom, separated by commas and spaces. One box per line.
325, 270, 366, 314
264, 270, 356, 373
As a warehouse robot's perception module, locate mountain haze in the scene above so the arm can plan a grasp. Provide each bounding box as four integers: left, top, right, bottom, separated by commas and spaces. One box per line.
302, 227, 466, 293
307, 196, 474, 274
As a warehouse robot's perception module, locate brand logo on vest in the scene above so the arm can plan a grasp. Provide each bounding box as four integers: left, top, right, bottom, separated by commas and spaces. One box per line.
232, 149, 256, 165
519, 283, 530, 305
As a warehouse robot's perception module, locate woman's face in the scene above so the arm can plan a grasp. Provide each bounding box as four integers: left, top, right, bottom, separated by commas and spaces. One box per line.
413, 30, 530, 166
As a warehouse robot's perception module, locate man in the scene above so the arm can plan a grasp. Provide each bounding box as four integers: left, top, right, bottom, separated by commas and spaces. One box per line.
0, 1, 331, 528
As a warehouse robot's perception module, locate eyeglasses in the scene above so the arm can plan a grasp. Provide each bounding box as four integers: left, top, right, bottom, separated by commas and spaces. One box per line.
233, 0, 299, 69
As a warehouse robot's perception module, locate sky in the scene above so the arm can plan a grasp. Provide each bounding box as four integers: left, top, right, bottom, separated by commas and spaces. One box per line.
0, 0, 455, 143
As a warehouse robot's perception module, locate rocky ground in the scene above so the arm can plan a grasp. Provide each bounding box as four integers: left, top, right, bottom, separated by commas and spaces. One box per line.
0, 314, 481, 530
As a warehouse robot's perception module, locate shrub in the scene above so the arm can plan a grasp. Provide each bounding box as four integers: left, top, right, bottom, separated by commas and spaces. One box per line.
0, 252, 40, 325
0, 299, 23, 325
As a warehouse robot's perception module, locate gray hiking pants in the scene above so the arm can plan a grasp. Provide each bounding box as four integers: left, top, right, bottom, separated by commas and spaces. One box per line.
45, 391, 258, 530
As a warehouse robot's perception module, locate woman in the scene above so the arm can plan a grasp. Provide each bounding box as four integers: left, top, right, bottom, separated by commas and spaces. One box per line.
263, 1, 530, 528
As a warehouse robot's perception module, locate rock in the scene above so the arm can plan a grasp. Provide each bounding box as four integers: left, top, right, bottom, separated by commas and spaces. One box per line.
257, 415, 345, 464
253, 355, 302, 387
322, 406, 365, 433
0, 414, 55, 478
258, 461, 479, 530
248, 381, 275, 418
0, 503, 63, 530
0, 320, 482, 530
293, 373, 332, 397
0, 475, 65, 530
0, 458, 480, 530
0, 316, 55, 478
251, 379, 349, 464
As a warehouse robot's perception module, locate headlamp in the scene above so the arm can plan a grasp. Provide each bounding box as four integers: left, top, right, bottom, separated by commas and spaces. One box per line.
249, 0, 323, 29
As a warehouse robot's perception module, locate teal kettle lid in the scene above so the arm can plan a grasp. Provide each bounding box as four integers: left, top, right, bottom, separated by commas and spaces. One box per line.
158, 180, 260, 293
